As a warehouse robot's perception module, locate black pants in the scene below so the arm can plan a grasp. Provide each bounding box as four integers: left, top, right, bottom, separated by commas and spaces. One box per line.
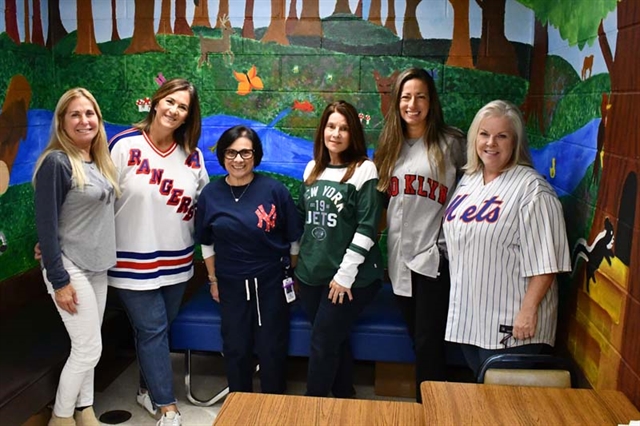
218, 264, 289, 394
299, 280, 381, 397
395, 260, 450, 402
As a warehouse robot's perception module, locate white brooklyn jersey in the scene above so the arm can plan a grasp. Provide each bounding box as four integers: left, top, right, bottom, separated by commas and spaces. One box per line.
386, 134, 465, 297
443, 165, 571, 349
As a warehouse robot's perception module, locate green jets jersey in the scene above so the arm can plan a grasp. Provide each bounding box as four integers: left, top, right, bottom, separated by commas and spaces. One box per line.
295, 159, 384, 288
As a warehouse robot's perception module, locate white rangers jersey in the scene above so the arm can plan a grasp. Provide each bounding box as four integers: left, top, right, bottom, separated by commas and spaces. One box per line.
386, 134, 465, 297
108, 129, 209, 290
443, 165, 571, 349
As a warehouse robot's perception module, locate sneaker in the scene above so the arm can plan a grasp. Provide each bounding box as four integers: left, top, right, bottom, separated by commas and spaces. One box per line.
74, 407, 99, 426
156, 411, 181, 426
136, 390, 158, 418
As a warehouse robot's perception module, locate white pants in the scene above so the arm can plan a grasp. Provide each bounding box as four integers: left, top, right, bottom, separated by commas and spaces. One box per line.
43, 255, 108, 417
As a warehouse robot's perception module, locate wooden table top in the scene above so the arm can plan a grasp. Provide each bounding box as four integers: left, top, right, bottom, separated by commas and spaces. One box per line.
420, 381, 640, 425
213, 392, 425, 426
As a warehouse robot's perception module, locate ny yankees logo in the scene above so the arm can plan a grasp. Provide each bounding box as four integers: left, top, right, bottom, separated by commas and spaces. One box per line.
255, 204, 277, 232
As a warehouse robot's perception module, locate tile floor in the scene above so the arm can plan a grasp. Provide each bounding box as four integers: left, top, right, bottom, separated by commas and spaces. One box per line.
92, 352, 417, 426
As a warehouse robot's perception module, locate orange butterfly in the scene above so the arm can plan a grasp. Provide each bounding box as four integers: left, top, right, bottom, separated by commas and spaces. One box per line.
233, 65, 264, 96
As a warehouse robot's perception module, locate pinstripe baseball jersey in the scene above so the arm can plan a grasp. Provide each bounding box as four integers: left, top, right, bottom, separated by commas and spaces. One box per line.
386, 134, 465, 297
108, 129, 210, 290
443, 165, 571, 349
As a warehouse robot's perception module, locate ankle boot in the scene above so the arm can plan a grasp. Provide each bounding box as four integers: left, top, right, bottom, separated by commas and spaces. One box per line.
74, 407, 100, 426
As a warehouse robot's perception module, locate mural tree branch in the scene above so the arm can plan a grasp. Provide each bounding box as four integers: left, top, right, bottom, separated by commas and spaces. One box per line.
355, 0, 363, 18
475, 0, 519, 75
125, 0, 165, 54
4, 0, 19, 44
403, 0, 423, 39
75, 0, 101, 55
47, 0, 68, 48
174, 0, 194, 35
291, 0, 322, 38
446, 0, 474, 69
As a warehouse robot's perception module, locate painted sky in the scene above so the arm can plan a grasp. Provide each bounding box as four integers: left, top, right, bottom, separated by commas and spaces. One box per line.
0, 0, 615, 76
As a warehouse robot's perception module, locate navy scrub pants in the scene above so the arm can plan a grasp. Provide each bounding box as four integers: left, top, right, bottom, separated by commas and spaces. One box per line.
218, 263, 289, 394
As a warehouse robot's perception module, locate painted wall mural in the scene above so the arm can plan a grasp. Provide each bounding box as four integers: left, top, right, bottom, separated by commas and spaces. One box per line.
0, 0, 638, 408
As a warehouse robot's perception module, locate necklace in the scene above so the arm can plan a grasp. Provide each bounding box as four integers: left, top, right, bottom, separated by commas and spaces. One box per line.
229, 180, 252, 202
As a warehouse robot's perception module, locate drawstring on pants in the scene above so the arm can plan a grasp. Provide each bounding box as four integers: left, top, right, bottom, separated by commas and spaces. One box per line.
244, 277, 262, 327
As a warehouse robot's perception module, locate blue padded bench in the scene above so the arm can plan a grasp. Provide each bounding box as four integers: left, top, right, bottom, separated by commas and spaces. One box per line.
170, 282, 462, 405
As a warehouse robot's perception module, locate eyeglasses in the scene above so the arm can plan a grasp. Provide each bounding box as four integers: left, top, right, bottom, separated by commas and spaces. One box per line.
224, 149, 255, 160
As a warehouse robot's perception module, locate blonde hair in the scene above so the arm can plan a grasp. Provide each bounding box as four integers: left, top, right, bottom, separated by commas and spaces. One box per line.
464, 99, 533, 174
33, 88, 120, 197
374, 67, 463, 192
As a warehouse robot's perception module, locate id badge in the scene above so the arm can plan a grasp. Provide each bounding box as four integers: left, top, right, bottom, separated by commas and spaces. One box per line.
283, 277, 296, 303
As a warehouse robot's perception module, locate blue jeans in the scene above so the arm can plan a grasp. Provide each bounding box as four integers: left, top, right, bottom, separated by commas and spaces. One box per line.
116, 282, 187, 407
299, 280, 381, 397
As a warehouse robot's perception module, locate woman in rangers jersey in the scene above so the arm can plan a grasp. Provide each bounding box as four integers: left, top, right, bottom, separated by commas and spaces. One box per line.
34, 88, 120, 426
296, 101, 384, 398
195, 125, 303, 395
108, 79, 209, 426
373, 67, 466, 402
443, 100, 571, 376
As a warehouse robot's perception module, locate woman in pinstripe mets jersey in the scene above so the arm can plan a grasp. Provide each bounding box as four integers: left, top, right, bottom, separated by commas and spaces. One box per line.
442, 100, 571, 376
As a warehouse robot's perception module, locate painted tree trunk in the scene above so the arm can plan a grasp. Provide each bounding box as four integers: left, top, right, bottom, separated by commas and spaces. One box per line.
244, 0, 256, 39
333, 0, 351, 14
385, 0, 397, 35
110, 0, 120, 41
174, 0, 193, 35
446, 0, 474, 69
291, 0, 322, 37
193, 0, 212, 27
4, 0, 19, 44
75, 0, 101, 55
47, 0, 68, 48
31, 0, 45, 46
125, 0, 164, 54
403, 0, 423, 39
475, 0, 519, 76
521, 19, 547, 132
158, 0, 173, 34
262, 0, 289, 45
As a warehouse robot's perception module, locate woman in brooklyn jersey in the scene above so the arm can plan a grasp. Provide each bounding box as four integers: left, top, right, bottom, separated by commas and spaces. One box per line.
373, 67, 465, 401
443, 100, 570, 376
296, 100, 384, 398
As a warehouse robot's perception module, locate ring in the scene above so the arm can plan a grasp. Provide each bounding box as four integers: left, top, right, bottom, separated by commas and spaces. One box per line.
339, 293, 345, 297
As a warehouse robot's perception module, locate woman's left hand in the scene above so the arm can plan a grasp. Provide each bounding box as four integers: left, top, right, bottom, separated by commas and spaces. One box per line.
513, 307, 538, 340
328, 280, 352, 304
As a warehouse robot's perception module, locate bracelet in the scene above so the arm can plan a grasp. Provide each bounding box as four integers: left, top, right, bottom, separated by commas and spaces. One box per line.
208, 274, 218, 284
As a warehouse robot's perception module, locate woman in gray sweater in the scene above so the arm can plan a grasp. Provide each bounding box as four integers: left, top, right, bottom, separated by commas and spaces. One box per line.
33, 88, 120, 426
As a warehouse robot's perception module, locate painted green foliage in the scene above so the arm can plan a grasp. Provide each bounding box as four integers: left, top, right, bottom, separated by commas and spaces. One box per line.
517, 0, 617, 48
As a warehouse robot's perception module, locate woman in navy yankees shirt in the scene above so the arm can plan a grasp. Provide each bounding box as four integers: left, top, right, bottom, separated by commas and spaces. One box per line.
443, 100, 571, 376
374, 67, 466, 402
195, 125, 303, 395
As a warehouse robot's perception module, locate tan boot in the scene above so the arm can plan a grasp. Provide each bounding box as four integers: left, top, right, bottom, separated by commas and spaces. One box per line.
74, 407, 100, 426
48, 412, 76, 426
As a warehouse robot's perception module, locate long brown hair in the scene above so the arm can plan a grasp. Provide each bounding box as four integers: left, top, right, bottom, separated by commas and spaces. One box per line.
134, 78, 202, 154
374, 67, 463, 192
305, 100, 369, 185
